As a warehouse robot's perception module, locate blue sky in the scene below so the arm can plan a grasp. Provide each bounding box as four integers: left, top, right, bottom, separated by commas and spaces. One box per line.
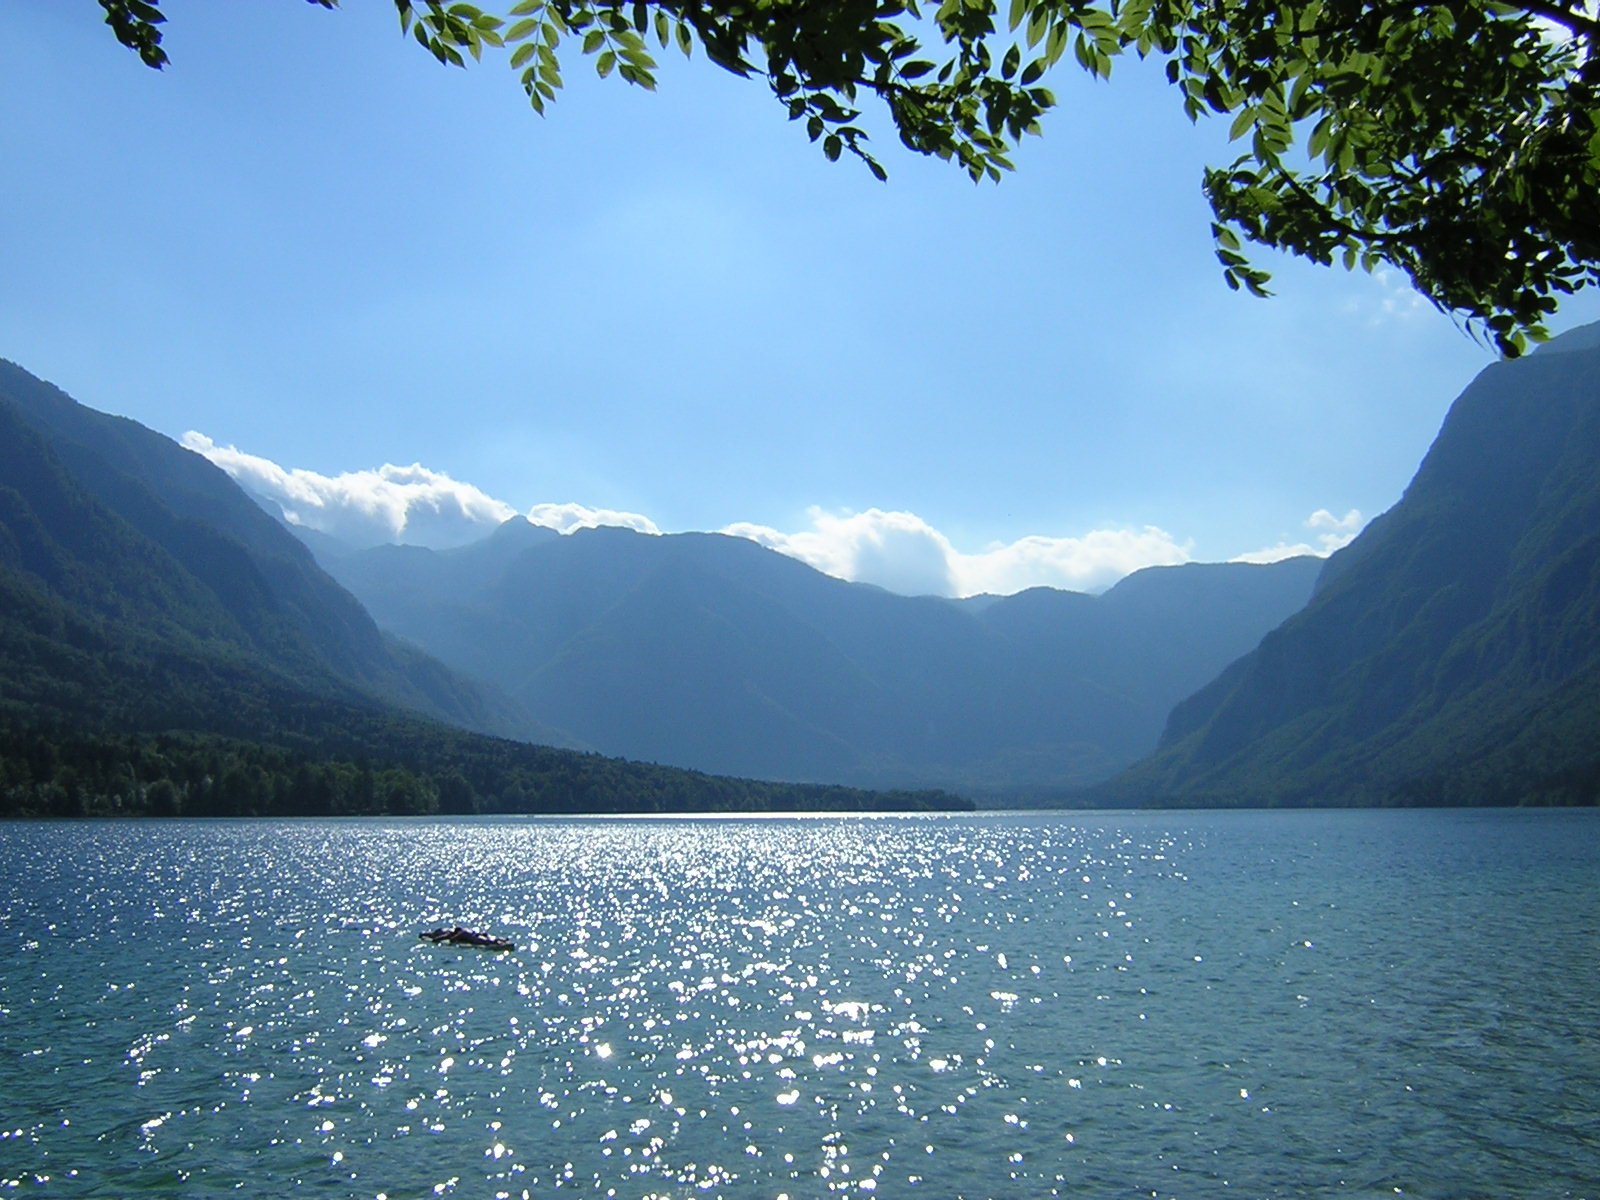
6, 3, 1598, 595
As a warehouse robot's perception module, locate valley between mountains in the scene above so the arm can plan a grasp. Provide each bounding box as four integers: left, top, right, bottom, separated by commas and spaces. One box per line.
5, 321, 1600, 813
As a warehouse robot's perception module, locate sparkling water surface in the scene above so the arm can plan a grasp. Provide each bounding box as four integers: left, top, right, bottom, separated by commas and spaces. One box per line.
1, 810, 1596, 1199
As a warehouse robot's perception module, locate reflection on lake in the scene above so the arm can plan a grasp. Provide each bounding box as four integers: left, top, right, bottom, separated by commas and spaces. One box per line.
2, 810, 1597, 1198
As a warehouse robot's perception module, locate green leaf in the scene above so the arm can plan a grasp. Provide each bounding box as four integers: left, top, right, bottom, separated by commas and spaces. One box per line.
1073, 34, 1095, 73
1026, 8, 1049, 48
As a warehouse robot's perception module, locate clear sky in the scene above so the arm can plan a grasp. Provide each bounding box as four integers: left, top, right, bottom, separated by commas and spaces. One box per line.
6, 3, 1598, 596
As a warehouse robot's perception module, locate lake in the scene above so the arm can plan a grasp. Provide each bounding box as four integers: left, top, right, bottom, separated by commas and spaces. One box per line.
2, 809, 1596, 1199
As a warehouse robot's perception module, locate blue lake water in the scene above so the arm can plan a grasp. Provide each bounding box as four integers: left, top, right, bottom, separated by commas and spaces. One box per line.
1, 809, 1597, 1199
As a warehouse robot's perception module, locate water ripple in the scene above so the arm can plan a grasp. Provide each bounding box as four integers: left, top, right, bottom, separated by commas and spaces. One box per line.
1, 810, 1597, 1198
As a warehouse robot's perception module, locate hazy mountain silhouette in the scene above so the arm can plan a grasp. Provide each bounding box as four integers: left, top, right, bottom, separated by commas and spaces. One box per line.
310, 522, 1320, 793
1104, 321, 1600, 806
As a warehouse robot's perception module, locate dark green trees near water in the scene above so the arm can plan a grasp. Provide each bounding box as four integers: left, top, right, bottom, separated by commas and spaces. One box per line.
0, 724, 970, 818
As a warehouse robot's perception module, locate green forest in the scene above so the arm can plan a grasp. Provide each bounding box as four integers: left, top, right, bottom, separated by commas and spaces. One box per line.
0, 718, 970, 820
0, 564, 970, 819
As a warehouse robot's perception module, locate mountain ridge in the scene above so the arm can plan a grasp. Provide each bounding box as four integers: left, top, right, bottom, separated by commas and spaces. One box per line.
1101, 321, 1600, 806
306, 518, 1322, 793
0, 359, 967, 817
0, 360, 568, 744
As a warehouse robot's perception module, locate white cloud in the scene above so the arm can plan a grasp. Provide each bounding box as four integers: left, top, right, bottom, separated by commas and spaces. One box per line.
725, 508, 959, 598
181, 437, 1231, 596
953, 526, 1195, 596
1372, 270, 1430, 321
725, 507, 1193, 597
182, 433, 517, 549
526, 502, 661, 536
1341, 268, 1431, 327
186, 434, 661, 548
1233, 508, 1365, 564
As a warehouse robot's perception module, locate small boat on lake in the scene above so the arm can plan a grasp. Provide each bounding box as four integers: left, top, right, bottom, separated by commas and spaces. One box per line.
420, 925, 515, 951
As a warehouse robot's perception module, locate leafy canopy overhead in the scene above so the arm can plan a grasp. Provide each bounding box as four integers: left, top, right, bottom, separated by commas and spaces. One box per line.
98, 0, 1600, 354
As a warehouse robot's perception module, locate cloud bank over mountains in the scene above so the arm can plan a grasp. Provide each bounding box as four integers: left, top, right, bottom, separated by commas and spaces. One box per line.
1229, 509, 1366, 564
184, 433, 1357, 596
183, 434, 518, 550
724, 510, 1194, 596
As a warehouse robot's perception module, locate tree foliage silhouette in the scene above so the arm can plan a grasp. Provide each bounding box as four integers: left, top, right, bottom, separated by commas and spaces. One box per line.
97, 0, 1600, 354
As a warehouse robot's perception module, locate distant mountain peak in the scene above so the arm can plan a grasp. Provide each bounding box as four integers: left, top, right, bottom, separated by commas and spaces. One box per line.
485, 515, 561, 546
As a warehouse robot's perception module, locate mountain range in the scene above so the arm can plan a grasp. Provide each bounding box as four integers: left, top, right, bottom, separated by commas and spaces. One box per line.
0, 359, 550, 742
7, 314, 1599, 813
1102, 321, 1600, 806
306, 521, 1320, 794
0, 360, 965, 816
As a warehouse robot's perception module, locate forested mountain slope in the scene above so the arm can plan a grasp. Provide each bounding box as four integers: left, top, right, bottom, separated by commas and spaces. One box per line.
1104, 322, 1600, 806
0, 361, 964, 816
0, 359, 554, 740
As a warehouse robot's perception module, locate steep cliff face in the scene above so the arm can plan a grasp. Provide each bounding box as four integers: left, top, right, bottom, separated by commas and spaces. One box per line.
1110, 323, 1600, 805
